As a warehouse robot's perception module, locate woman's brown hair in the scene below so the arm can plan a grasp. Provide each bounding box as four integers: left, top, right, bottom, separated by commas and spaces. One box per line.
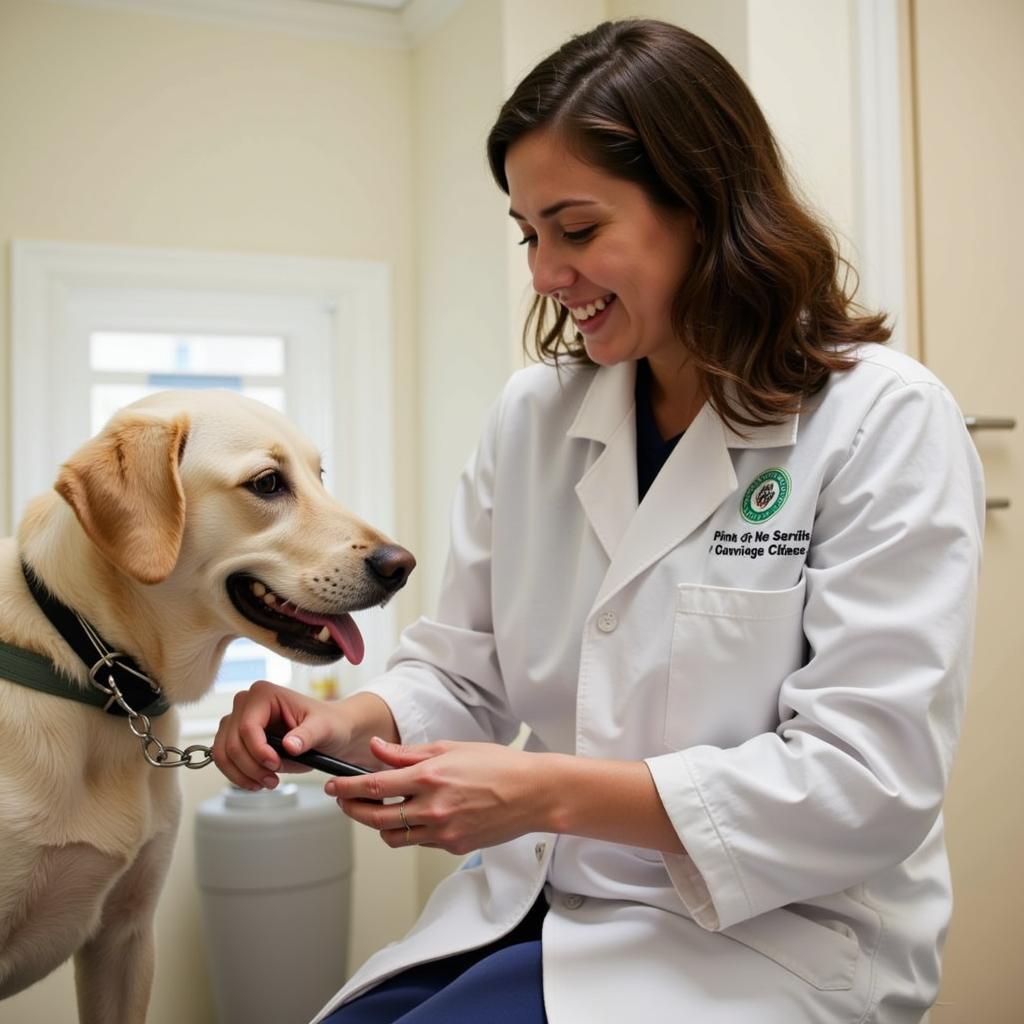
486, 19, 890, 430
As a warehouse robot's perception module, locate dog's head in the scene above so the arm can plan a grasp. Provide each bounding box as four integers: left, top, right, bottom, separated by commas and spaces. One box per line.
53, 390, 414, 666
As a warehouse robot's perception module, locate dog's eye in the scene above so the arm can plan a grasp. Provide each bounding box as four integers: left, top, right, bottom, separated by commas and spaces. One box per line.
249, 471, 285, 496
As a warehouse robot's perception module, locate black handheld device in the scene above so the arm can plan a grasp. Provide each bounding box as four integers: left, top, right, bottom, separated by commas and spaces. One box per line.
265, 732, 373, 778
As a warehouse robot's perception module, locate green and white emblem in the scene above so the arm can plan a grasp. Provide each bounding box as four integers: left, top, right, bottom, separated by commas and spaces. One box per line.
741, 468, 791, 523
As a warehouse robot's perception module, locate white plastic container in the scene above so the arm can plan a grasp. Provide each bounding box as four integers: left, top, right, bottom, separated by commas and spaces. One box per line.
195, 782, 353, 1024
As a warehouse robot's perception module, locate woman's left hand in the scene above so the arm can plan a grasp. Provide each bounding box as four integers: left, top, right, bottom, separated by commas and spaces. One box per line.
326, 737, 554, 854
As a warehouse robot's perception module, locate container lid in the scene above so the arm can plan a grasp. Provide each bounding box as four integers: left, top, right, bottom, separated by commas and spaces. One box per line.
195, 783, 354, 889
223, 783, 300, 810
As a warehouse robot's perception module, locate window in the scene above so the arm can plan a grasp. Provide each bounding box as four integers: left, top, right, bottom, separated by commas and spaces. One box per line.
89, 331, 287, 428
12, 242, 395, 733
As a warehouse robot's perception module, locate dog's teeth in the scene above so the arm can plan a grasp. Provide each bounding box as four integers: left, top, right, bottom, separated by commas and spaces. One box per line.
252, 581, 267, 597
316, 626, 331, 643
263, 593, 277, 607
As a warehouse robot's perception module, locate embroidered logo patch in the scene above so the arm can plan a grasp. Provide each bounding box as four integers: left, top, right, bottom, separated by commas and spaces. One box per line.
741, 468, 791, 523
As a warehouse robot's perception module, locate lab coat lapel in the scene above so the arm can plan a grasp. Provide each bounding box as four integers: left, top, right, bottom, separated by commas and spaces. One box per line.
568, 363, 799, 609
594, 402, 738, 609
570, 363, 638, 560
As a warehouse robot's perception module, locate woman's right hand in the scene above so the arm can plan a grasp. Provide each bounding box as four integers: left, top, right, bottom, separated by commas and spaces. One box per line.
212, 680, 352, 791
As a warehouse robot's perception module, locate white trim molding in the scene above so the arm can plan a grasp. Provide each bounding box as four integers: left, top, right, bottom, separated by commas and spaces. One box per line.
853, 0, 908, 351
48, 0, 464, 48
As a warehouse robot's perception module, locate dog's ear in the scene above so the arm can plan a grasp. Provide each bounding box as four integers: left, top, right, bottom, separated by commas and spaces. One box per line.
55, 413, 190, 584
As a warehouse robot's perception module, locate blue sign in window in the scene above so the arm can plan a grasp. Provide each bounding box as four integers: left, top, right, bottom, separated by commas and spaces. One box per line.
148, 374, 244, 390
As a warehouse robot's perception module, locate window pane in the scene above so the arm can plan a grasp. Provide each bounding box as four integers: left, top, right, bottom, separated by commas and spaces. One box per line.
242, 387, 285, 412
92, 383, 162, 432
90, 383, 285, 433
215, 638, 292, 693
91, 332, 285, 376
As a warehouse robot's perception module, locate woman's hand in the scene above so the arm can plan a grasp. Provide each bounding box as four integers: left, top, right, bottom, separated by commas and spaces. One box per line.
327, 738, 555, 855
329, 737, 687, 857
212, 683, 397, 791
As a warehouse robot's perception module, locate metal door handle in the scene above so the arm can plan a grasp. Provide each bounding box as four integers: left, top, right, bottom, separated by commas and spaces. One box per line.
965, 415, 1015, 509
965, 416, 1016, 430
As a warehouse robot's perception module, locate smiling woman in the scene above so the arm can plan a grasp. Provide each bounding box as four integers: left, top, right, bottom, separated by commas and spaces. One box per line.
503, 131, 704, 437
212, 17, 983, 1024
487, 22, 890, 435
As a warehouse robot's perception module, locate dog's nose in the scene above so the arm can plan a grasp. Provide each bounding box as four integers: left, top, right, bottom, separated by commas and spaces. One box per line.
365, 545, 416, 593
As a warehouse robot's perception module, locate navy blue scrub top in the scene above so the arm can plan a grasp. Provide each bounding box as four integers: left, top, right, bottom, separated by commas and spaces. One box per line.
635, 357, 684, 501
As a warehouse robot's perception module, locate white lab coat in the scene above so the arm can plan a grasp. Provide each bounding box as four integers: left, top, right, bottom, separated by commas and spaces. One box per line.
311, 345, 984, 1024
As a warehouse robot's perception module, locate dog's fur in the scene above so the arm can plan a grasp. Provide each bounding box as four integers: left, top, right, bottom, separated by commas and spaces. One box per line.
0, 390, 411, 1021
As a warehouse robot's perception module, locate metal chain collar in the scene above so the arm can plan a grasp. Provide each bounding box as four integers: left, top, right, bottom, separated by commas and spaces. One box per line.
83, 625, 213, 771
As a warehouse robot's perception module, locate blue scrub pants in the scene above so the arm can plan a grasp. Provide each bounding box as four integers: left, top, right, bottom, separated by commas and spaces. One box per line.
322, 893, 549, 1024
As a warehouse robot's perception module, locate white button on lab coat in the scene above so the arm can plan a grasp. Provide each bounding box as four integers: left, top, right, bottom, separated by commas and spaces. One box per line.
310, 346, 984, 1024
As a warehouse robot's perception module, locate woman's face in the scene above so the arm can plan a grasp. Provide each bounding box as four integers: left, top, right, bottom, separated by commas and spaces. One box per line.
505, 129, 700, 371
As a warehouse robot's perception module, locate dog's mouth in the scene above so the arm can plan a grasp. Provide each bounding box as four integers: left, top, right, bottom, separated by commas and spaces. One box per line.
227, 573, 365, 664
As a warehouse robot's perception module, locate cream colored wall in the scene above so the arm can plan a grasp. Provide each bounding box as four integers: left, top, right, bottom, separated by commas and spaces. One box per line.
746, 0, 857, 257
409, 0, 507, 642
0, 1, 421, 1021
608, 0, 748, 72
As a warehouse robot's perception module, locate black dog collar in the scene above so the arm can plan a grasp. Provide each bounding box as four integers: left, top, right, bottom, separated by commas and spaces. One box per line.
19, 561, 170, 718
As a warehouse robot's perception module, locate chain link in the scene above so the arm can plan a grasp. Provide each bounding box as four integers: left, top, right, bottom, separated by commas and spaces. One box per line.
88, 658, 213, 770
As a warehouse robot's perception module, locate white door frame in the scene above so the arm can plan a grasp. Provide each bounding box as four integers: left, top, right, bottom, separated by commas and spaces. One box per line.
852, 0, 912, 353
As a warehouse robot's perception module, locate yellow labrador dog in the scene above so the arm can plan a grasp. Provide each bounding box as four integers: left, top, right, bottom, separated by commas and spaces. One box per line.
0, 390, 413, 1022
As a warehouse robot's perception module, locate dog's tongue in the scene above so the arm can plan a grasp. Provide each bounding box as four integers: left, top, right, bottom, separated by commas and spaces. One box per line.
280, 605, 365, 665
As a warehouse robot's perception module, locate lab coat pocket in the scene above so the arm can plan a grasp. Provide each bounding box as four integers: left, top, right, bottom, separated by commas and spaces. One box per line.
723, 906, 858, 991
664, 578, 806, 750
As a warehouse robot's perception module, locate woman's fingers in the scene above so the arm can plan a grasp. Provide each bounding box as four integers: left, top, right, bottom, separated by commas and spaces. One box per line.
213, 718, 262, 790
325, 763, 423, 802
324, 739, 446, 800
213, 681, 316, 789
328, 740, 531, 855
369, 736, 449, 767
339, 798, 430, 849
212, 690, 268, 788
275, 713, 340, 763
339, 797, 410, 831
380, 826, 430, 848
